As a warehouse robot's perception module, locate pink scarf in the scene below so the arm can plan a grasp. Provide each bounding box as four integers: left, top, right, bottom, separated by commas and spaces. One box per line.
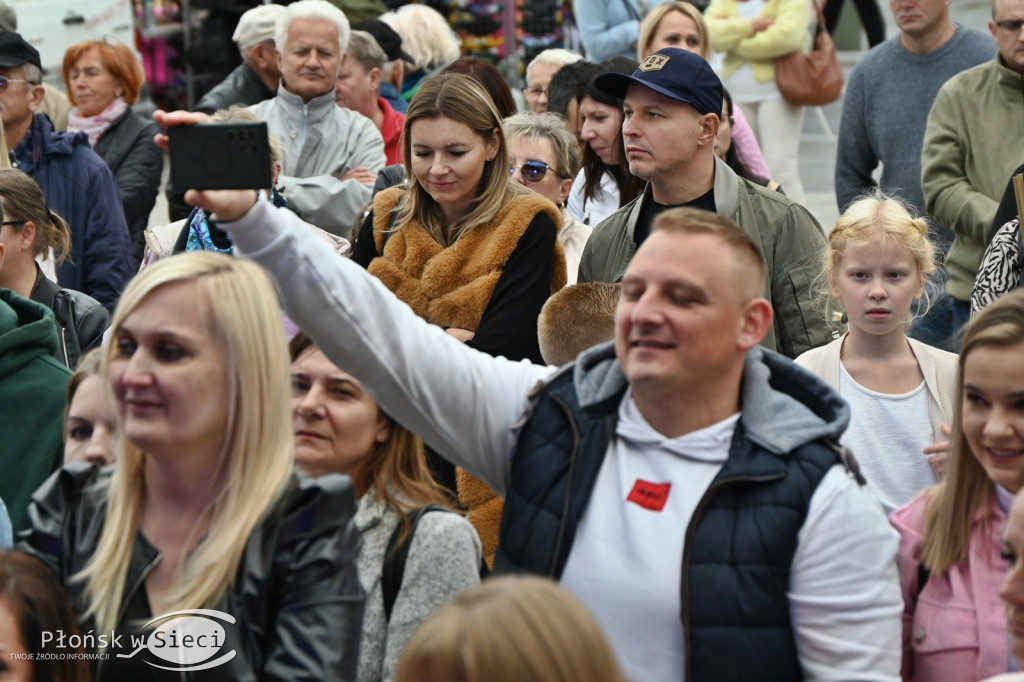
67, 97, 129, 148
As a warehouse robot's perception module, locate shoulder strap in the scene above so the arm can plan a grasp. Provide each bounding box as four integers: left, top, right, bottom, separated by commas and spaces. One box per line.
381, 504, 450, 623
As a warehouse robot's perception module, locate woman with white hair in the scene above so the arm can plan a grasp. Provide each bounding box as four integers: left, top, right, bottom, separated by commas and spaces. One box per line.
380, 4, 461, 100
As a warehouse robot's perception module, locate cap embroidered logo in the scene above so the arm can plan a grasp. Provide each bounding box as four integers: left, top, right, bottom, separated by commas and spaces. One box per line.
640, 54, 669, 72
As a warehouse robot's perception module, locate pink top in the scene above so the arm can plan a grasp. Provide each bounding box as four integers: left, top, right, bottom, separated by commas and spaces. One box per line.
891, 493, 1010, 682
731, 104, 772, 180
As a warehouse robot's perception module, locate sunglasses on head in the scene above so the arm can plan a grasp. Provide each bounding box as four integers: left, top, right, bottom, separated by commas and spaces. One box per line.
510, 161, 566, 183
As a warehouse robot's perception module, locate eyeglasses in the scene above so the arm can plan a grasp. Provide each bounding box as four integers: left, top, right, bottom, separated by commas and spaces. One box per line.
0, 220, 25, 227
995, 19, 1024, 32
510, 161, 565, 183
524, 86, 547, 99
0, 76, 37, 91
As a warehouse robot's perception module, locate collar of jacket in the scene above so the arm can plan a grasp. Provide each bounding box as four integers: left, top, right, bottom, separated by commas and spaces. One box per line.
273, 85, 340, 125
571, 340, 850, 455
992, 54, 1024, 93
13, 114, 86, 173
618, 155, 741, 246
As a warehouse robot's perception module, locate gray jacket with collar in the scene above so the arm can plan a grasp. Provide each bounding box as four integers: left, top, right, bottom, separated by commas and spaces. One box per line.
251, 87, 386, 236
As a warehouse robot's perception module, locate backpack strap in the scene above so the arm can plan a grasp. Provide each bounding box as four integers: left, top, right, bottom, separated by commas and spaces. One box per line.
381, 504, 450, 623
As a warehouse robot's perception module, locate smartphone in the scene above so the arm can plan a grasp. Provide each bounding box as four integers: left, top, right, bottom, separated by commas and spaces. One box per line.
168, 122, 273, 191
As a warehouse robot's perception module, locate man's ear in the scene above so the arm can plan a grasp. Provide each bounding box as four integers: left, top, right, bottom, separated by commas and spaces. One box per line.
27, 83, 45, 113
0, 242, 6, 270
737, 297, 774, 351
369, 66, 382, 93
387, 61, 403, 89
697, 112, 720, 147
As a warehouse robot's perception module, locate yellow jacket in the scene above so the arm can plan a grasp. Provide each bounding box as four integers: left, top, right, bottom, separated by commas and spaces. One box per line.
706, 0, 812, 82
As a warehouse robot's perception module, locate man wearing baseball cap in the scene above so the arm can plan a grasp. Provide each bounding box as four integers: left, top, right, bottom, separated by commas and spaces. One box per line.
0, 31, 132, 311
353, 18, 413, 114
577, 48, 831, 359
196, 3, 286, 114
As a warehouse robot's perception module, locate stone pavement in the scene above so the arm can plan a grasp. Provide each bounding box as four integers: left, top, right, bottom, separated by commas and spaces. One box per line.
800, 0, 995, 230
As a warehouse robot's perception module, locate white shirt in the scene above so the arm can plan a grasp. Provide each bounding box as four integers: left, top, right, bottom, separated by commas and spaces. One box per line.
567, 168, 621, 228
560, 391, 736, 681
839, 363, 938, 513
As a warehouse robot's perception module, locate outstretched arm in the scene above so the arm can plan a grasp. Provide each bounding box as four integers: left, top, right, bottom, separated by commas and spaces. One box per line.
209, 194, 556, 495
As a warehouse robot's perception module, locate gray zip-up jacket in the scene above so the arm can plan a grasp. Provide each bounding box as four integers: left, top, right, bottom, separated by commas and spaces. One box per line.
250, 87, 386, 236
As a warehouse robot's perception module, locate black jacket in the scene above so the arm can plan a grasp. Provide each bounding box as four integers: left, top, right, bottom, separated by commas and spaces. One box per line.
19, 464, 365, 682
94, 109, 164, 267
29, 268, 109, 369
195, 62, 276, 115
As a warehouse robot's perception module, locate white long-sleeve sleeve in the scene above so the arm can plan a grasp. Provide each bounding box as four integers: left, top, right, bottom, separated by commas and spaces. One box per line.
222, 199, 555, 495
790, 466, 903, 681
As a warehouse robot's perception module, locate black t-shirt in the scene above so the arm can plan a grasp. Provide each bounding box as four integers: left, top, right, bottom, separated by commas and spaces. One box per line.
633, 187, 717, 247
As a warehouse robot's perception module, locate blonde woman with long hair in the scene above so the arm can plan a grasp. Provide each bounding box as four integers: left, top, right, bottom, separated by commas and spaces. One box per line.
20, 252, 365, 681
891, 291, 1024, 681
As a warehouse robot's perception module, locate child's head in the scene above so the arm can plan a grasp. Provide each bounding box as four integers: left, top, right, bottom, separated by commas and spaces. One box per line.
395, 575, 625, 682
538, 282, 621, 365
823, 193, 936, 332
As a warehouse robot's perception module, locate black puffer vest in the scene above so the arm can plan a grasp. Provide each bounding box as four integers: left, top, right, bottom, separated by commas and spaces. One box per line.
495, 362, 849, 682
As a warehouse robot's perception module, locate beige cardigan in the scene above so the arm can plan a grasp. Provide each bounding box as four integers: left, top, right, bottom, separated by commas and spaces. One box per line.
794, 333, 958, 440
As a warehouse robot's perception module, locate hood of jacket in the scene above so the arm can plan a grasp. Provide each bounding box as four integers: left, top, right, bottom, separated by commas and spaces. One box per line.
13, 114, 88, 175
0, 288, 58, 379
572, 340, 849, 454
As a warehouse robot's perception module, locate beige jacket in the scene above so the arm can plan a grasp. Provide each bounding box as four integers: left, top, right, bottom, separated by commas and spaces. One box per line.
794, 333, 957, 441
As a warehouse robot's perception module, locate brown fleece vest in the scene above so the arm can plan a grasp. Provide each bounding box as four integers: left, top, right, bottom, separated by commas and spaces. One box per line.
368, 187, 567, 330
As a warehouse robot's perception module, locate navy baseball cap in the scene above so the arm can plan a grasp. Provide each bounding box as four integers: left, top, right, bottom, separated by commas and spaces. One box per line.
0, 32, 40, 71
594, 48, 723, 117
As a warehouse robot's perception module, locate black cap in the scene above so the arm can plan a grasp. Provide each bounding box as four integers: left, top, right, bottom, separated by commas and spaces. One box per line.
594, 48, 722, 117
0, 32, 40, 71
352, 19, 414, 65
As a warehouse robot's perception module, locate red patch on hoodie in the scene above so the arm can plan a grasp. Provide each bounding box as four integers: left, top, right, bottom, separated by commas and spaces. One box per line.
627, 479, 671, 511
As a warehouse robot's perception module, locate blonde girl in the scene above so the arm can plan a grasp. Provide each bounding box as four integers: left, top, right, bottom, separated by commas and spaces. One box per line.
796, 194, 956, 513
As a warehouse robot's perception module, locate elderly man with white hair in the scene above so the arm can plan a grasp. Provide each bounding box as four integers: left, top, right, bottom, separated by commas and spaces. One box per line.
196, 3, 286, 114
250, 0, 385, 236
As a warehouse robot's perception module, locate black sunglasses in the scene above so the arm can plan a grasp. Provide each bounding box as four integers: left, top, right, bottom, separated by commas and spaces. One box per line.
510, 161, 566, 183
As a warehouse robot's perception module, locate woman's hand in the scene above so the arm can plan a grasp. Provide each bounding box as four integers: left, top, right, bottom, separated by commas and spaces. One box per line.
152, 109, 260, 221
751, 17, 775, 32
923, 423, 953, 476
445, 328, 476, 343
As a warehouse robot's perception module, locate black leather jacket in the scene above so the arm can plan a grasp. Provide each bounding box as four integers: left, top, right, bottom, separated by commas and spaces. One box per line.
18, 463, 365, 682
29, 269, 109, 369
195, 62, 276, 115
